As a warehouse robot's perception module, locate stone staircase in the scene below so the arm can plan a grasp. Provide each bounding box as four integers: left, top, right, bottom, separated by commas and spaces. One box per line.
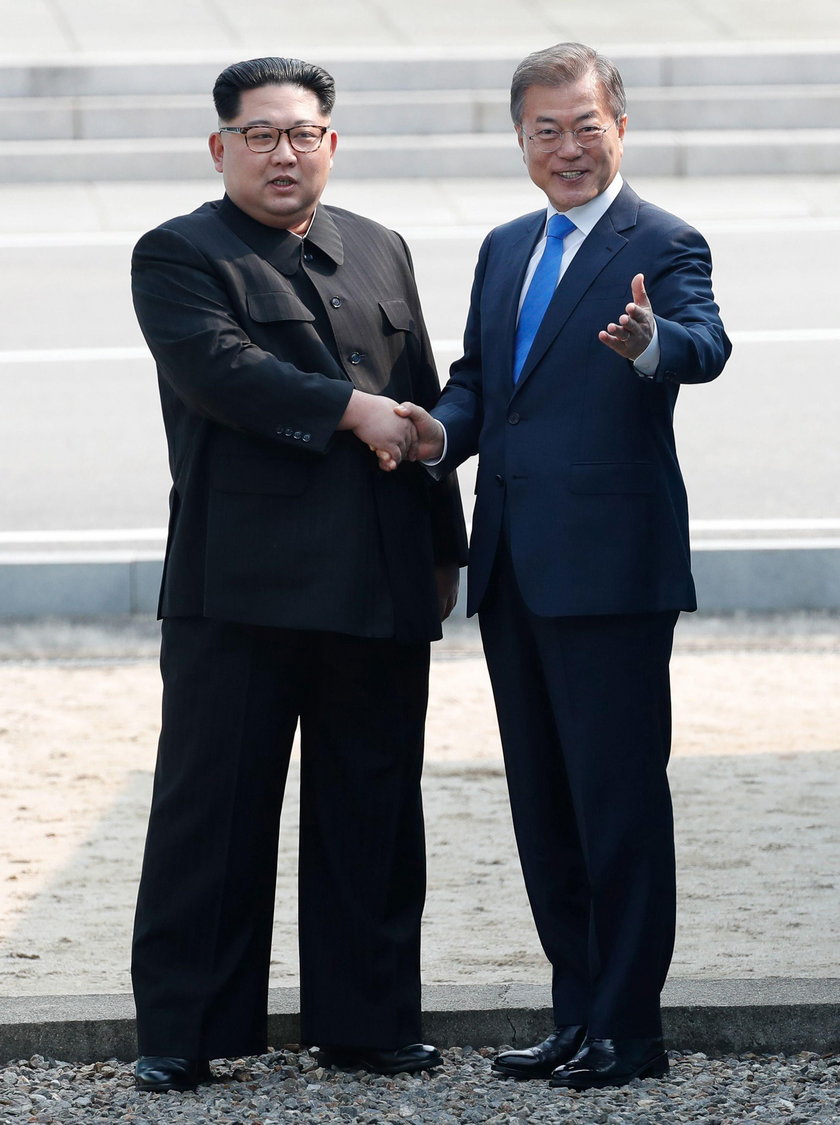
1, 43, 840, 180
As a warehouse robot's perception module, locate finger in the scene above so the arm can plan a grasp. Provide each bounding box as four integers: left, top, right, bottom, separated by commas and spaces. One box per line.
374, 448, 397, 470
598, 329, 628, 353
631, 272, 649, 308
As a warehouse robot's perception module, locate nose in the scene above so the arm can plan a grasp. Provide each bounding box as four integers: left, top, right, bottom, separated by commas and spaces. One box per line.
270, 135, 298, 162
554, 131, 583, 156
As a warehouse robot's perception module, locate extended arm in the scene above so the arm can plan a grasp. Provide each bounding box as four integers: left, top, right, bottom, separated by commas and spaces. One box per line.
599, 224, 731, 384
132, 224, 415, 461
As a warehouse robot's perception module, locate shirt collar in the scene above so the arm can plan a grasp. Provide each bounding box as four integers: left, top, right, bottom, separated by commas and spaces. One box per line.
544, 172, 623, 236
217, 195, 344, 275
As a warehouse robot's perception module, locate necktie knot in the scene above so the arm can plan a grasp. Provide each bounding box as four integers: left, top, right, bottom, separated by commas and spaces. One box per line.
547, 212, 576, 241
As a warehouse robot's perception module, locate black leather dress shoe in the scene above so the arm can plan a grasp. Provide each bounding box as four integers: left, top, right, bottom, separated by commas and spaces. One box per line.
491, 1025, 587, 1079
135, 1056, 212, 1092
318, 1043, 442, 1075
549, 1037, 669, 1089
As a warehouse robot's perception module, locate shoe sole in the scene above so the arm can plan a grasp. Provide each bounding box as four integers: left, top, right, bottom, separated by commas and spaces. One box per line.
135, 1079, 205, 1092
549, 1054, 669, 1089
491, 1062, 557, 1080
135, 1069, 211, 1093
322, 1055, 443, 1076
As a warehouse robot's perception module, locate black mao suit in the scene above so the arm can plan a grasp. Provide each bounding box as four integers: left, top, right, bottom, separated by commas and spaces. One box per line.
130, 196, 466, 1060
433, 182, 731, 1037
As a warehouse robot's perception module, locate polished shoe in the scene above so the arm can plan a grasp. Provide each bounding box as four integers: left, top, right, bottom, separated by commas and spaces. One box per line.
318, 1043, 443, 1075
549, 1037, 669, 1089
135, 1056, 212, 1092
491, 1025, 587, 1080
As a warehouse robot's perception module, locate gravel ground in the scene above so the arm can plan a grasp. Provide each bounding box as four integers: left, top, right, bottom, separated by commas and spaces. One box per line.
1, 1048, 838, 1124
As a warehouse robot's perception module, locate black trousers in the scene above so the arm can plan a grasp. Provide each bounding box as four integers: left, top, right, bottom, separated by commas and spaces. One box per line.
479, 546, 678, 1038
132, 617, 429, 1060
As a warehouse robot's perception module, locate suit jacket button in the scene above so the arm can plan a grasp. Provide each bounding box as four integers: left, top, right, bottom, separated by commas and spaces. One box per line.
507, 412, 520, 425
495, 474, 504, 485
330, 297, 342, 308
302, 433, 311, 442
294, 431, 302, 439
303, 251, 314, 263
284, 427, 293, 436
349, 351, 364, 365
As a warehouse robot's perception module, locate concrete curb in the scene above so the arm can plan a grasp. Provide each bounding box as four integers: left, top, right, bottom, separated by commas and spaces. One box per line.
3, 544, 840, 618
1, 979, 838, 1064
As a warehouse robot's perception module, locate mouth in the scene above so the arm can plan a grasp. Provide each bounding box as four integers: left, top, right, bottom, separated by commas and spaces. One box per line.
268, 177, 296, 188
556, 170, 586, 181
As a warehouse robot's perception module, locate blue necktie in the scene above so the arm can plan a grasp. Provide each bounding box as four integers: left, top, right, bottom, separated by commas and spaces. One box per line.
513, 212, 576, 382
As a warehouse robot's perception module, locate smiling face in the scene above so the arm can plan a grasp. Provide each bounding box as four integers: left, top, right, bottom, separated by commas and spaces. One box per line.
208, 83, 337, 234
516, 73, 626, 212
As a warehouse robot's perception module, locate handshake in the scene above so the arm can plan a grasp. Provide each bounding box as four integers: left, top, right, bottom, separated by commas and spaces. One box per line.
339, 391, 445, 471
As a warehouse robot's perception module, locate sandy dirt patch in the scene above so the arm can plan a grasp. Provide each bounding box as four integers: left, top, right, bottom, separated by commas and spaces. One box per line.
1, 617, 838, 997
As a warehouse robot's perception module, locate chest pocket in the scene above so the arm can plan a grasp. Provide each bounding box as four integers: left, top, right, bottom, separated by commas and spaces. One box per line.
247, 291, 315, 324
379, 298, 414, 334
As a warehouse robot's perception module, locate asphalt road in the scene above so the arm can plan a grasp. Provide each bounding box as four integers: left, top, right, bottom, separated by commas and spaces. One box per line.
1, 175, 838, 535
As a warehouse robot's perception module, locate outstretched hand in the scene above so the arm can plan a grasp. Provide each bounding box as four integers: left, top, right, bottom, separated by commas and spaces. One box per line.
598, 273, 655, 361
338, 390, 417, 466
374, 402, 445, 472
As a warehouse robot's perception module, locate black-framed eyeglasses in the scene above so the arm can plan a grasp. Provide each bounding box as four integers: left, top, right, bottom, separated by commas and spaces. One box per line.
218, 125, 329, 154
526, 120, 618, 152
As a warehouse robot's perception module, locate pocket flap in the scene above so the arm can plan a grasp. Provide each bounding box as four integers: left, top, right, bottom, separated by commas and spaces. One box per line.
379, 298, 413, 332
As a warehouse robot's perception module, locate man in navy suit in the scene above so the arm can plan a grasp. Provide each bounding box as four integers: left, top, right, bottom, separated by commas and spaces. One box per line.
393, 42, 731, 1089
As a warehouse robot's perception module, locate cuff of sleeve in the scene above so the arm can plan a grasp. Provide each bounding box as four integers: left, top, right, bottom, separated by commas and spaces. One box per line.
633, 323, 660, 380
421, 421, 448, 467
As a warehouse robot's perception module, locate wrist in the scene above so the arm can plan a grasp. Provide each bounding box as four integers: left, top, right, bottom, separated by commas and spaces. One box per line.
337, 389, 364, 431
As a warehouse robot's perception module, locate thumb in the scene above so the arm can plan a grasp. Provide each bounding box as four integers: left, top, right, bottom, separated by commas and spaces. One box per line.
631, 273, 650, 308
394, 402, 414, 417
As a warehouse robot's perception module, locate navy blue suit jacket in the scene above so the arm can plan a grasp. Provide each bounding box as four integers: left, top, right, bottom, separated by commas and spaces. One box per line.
434, 182, 732, 618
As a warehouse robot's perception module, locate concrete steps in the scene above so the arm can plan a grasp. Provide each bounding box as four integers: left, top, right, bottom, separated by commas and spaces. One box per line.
5, 85, 840, 141
0, 44, 839, 180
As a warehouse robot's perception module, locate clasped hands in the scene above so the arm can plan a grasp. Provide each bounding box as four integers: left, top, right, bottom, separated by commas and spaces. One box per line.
339, 389, 443, 472
347, 273, 654, 471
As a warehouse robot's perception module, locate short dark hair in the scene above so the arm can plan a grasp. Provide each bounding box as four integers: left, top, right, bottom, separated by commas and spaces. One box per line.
510, 42, 626, 126
212, 57, 336, 121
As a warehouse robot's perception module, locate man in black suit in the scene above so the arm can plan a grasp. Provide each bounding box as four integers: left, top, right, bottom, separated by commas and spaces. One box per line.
394, 43, 731, 1089
130, 56, 466, 1092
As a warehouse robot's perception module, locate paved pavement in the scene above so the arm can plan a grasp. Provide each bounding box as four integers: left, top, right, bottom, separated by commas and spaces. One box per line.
1, 172, 839, 535
2, 0, 837, 55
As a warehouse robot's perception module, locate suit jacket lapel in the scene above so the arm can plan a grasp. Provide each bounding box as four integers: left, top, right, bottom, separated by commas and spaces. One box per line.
512, 184, 639, 394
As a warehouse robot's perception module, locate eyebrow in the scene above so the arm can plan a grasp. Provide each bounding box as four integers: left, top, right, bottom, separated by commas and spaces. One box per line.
533, 109, 600, 125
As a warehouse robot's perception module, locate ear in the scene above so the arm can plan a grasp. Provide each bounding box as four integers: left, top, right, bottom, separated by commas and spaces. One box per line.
209, 132, 224, 173
616, 114, 628, 140
515, 124, 525, 155
328, 128, 338, 168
